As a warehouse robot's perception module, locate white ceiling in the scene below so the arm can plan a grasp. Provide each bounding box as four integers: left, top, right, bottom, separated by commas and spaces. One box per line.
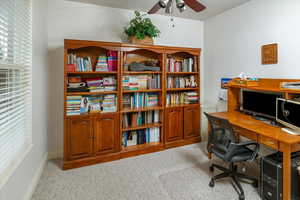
69, 0, 251, 20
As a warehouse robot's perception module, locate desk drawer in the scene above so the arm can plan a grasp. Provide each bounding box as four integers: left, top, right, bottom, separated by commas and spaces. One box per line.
258, 135, 278, 150
234, 127, 258, 141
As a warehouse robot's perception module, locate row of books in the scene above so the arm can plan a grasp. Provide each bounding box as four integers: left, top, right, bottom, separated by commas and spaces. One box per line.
67, 54, 93, 72
122, 75, 161, 90
86, 77, 116, 92
102, 95, 118, 112
66, 95, 117, 116
122, 110, 160, 128
167, 57, 194, 72
123, 93, 159, 109
166, 92, 198, 106
167, 75, 198, 88
95, 51, 118, 72
66, 96, 82, 116
122, 127, 160, 147
66, 51, 118, 72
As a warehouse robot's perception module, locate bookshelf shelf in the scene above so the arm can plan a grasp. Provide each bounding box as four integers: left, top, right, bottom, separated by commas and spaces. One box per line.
67, 91, 118, 96
122, 123, 162, 132
63, 39, 201, 170
122, 142, 162, 152
166, 103, 200, 108
167, 72, 198, 75
67, 71, 118, 75
122, 89, 162, 93
65, 111, 117, 118
121, 106, 164, 113
123, 71, 162, 74
167, 87, 199, 91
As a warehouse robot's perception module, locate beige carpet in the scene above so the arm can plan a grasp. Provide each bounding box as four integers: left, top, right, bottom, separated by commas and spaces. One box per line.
31, 143, 261, 200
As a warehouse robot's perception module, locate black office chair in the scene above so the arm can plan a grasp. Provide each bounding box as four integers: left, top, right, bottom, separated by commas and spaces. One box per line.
204, 112, 259, 200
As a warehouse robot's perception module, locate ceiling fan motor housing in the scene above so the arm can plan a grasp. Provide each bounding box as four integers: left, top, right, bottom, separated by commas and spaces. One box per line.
159, 0, 169, 8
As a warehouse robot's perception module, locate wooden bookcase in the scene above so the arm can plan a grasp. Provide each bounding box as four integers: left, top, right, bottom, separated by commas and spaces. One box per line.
63, 39, 201, 169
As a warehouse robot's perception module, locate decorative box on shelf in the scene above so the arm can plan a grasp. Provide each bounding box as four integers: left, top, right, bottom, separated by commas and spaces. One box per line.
228, 78, 260, 87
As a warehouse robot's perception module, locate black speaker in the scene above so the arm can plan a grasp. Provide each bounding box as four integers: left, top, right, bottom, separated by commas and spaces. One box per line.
261, 152, 300, 200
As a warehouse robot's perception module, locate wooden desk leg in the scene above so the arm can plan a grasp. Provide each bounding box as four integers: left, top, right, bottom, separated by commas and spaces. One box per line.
207, 122, 212, 160
208, 152, 212, 159
282, 143, 292, 200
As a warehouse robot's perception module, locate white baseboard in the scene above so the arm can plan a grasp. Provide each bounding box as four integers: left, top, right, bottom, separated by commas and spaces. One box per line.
48, 151, 62, 160
23, 153, 48, 200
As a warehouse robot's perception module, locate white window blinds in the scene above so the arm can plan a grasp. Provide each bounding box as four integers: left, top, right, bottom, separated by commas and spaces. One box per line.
0, 0, 32, 183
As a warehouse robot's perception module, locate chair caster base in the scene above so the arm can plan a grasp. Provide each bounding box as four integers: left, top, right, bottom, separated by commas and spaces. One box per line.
239, 194, 245, 200
209, 179, 214, 187
252, 180, 258, 188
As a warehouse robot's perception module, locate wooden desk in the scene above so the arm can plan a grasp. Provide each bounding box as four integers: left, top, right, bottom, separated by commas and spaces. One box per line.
209, 111, 300, 200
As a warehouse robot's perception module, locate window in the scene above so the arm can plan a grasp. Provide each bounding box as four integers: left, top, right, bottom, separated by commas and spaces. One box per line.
0, 0, 32, 185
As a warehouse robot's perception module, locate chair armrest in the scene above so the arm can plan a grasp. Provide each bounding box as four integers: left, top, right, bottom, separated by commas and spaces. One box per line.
235, 141, 260, 161
225, 141, 260, 162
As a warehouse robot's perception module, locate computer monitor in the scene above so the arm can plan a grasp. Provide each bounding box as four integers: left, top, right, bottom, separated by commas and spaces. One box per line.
276, 98, 300, 135
241, 89, 283, 119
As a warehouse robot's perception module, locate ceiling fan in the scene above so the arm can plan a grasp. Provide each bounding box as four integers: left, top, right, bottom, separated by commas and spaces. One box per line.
148, 0, 206, 14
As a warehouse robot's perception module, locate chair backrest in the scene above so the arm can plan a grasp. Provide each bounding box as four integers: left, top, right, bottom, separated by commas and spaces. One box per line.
204, 112, 237, 154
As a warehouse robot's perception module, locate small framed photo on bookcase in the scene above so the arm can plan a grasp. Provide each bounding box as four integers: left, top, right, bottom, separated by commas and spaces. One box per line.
261, 43, 278, 64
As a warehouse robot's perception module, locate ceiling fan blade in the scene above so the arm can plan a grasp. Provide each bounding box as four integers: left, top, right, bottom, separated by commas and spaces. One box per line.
183, 0, 206, 12
148, 2, 161, 14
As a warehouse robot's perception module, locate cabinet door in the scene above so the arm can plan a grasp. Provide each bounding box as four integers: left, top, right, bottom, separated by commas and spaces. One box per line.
67, 118, 93, 160
165, 108, 183, 142
184, 106, 200, 139
94, 113, 119, 155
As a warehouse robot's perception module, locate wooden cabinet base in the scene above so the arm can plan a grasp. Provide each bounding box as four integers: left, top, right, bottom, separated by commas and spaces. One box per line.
63, 152, 121, 170
63, 138, 200, 170
165, 137, 201, 149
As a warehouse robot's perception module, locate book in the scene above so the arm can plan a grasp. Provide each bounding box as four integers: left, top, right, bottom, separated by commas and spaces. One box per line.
122, 127, 160, 147
122, 110, 160, 128
167, 57, 194, 72
122, 75, 160, 90
95, 51, 118, 72
66, 96, 82, 116
107, 51, 118, 71
95, 55, 109, 71
166, 92, 199, 106
122, 93, 159, 109
102, 94, 117, 112
88, 96, 101, 113
167, 75, 197, 88
86, 76, 116, 92
67, 53, 92, 72
80, 97, 89, 113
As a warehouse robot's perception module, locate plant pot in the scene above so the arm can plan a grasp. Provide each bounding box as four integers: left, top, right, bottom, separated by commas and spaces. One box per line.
129, 36, 154, 45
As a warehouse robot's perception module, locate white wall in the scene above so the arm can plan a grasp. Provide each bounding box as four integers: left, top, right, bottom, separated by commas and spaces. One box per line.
204, 0, 300, 106
0, 0, 48, 200
47, 0, 204, 157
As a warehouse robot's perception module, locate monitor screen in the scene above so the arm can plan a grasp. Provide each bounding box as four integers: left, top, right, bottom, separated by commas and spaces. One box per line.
241, 90, 283, 119
276, 98, 300, 130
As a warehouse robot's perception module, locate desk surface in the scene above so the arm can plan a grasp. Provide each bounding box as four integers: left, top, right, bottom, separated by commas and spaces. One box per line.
210, 111, 300, 145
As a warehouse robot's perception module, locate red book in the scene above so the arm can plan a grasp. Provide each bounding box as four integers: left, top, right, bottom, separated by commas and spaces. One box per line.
67, 64, 76, 72
107, 51, 118, 71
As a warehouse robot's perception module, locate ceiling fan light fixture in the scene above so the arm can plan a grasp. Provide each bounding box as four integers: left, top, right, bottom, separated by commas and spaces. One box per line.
176, 0, 185, 9
159, 0, 169, 8
179, 5, 186, 12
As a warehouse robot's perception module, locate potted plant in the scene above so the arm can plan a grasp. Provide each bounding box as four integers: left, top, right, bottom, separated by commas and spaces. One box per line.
124, 11, 160, 45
